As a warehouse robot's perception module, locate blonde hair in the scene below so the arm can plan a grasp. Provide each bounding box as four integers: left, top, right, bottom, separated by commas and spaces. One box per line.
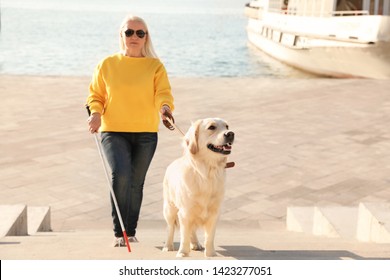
119, 15, 158, 58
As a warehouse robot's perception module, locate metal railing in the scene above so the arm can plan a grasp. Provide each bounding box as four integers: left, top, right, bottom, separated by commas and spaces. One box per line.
268, 8, 369, 17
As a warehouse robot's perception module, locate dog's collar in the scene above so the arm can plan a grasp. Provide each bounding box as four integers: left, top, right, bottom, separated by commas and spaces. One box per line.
226, 162, 235, 168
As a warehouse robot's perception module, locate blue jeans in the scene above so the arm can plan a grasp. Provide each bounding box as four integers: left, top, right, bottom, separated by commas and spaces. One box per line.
101, 132, 157, 237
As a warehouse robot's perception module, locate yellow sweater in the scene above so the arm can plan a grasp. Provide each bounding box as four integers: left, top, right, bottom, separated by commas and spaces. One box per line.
87, 53, 174, 132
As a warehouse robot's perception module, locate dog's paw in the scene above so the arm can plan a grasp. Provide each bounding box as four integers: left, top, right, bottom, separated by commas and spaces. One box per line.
162, 245, 174, 252
176, 251, 189, 257
191, 242, 203, 251
204, 249, 217, 257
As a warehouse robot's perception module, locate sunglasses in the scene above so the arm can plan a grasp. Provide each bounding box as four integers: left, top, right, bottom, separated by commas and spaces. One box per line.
124, 29, 147, 39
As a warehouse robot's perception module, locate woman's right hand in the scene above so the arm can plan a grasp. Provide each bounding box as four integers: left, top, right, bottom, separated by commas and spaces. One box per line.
88, 113, 101, 133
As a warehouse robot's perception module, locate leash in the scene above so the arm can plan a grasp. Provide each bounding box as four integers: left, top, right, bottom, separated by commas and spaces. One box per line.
166, 117, 186, 136
165, 117, 235, 169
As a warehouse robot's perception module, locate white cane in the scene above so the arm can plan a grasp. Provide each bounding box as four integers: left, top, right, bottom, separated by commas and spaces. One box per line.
86, 105, 131, 252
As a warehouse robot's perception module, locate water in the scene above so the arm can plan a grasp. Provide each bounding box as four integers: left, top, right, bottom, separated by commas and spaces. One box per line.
0, 0, 310, 77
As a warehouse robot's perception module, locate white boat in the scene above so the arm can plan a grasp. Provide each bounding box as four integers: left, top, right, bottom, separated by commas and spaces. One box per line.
245, 0, 390, 79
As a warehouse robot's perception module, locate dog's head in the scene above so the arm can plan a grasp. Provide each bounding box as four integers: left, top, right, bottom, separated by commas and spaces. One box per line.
184, 118, 234, 158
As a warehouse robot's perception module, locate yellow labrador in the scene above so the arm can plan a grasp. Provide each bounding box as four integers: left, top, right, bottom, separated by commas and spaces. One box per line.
162, 118, 235, 257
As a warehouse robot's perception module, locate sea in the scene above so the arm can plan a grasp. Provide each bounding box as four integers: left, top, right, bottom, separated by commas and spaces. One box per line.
0, 0, 312, 78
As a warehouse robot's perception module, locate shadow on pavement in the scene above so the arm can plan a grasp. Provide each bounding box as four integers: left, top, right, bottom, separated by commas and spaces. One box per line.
217, 246, 390, 260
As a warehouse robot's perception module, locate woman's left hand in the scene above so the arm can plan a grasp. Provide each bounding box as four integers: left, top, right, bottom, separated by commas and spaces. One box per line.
160, 105, 175, 130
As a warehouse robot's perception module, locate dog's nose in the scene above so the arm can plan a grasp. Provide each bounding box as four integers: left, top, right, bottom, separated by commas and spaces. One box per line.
224, 131, 235, 142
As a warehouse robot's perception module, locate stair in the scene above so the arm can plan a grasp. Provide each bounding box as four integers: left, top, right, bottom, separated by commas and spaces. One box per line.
287, 202, 390, 243
286, 206, 314, 233
0, 204, 28, 237
27, 206, 52, 235
0, 205, 51, 238
356, 202, 390, 243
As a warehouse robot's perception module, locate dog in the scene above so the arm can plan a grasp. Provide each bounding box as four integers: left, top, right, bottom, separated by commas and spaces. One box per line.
162, 118, 234, 257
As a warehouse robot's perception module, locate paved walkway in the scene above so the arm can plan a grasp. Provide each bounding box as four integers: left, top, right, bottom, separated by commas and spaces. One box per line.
1, 75, 390, 259
3, 220, 390, 260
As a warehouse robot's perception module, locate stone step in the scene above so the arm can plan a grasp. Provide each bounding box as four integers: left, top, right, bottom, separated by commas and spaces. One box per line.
27, 206, 51, 235
287, 206, 358, 238
357, 202, 390, 243
0, 205, 51, 237
2, 226, 390, 260
0, 204, 27, 238
286, 206, 314, 233
313, 206, 358, 239
287, 203, 390, 243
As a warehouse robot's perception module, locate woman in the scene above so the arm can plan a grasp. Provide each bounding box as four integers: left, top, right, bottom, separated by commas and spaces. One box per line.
86, 15, 175, 246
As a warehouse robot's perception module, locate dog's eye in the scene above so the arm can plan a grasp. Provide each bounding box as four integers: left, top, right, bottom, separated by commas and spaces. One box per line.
208, 125, 216, 130
226, 125, 229, 130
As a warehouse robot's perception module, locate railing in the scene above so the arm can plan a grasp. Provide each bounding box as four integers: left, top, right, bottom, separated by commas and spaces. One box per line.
268, 8, 369, 17
331, 10, 369, 16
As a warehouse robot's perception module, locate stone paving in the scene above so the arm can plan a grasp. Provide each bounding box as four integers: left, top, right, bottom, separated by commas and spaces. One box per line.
1, 75, 390, 234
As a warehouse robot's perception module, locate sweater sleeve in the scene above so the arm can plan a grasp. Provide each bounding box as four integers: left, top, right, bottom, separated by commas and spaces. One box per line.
154, 62, 175, 111
87, 62, 107, 115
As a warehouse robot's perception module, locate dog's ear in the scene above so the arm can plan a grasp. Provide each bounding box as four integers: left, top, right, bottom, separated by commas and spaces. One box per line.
185, 119, 201, 154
